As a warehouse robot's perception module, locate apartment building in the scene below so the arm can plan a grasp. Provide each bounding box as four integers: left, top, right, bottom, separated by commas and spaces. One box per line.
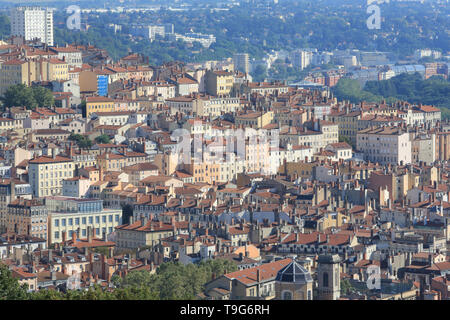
411, 133, 436, 165
6, 198, 48, 240
291, 50, 313, 70
122, 162, 159, 186
357, 126, 412, 165
270, 145, 313, 175
368, 170, 418, 202
115, 218, 174, 249
233, 53, 250, 74
0, 179, 32, 233
28, 154, 74, 197
85, 97, 115, 118
247, 82, 290, 96
0, 117, 23, 132
0, 58, 69, 95
62, 177, 91, 198
49, 46, 83, 69
170, 76, 199, 96
194, 96, 241, 118
280, 121, 339, 154
46, 196, 122, 244
273, 109, 307, 127
436, 130, 450, 161
205, 70, 234, 96
0, 59, 33, 95
46, 58, 69, 81
235, 111, 274, 129
137, 81, 176, 99
397, 106, 441, 127
10, 6, 54, 46
328, 110, 362, 145
166, 96, 195, 116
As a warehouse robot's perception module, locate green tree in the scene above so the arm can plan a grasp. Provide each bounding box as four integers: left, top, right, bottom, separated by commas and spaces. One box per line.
0, 84, 54, 110
69, 133, 92, 149
110, 275, 123, 288
92, 246, 111, 257
32, 86, 55, 108
0, 264, 29, 300
338, 135, 355, 149
0, 15, 10, 38
95, 134, 111, 144
29, 288, 64, 300
80, 100, 87, 118
341, 279, 354, 295
0, 84, 37, 110
251, 65, 267, 82
332, 78, 382, 104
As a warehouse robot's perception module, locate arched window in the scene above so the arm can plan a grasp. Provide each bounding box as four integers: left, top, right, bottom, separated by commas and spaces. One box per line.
323, 272, 329, 287
282, 291, 292, 300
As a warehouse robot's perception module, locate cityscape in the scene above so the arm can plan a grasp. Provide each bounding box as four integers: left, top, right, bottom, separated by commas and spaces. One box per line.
0, 0, 449, 306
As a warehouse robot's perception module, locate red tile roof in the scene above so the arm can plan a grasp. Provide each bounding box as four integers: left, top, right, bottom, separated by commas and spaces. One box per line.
225, 258, 292, 285
29, 155, 73, 164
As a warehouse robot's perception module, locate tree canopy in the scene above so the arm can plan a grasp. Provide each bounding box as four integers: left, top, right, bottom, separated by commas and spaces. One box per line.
0, 84, 54, 110
332, 73, 450, 119
363, 73, 450, 109
1, 258, 237, 300
69, 133, 92, 149
95, 134, 111, 144
251, 64, 267, 82
0, 264, 29, 300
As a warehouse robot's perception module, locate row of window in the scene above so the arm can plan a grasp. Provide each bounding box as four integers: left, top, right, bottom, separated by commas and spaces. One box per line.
54, 214, 119, 227
54, 227, 112, 239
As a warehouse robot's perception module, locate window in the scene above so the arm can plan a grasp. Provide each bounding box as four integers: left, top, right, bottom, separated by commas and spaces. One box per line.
82, 217, 86, 225
82, 229, 86, 236
89, 216, 93, 224
68, 218, 73, 226
54, 231, 59, 239
54, 219, 59, 227
102, 216, 106, 223
95, 228, 100, 235
323, 272, 329, 288
95, 216, 100, 224
282, 291, 292, 300
62, 219, 66, 227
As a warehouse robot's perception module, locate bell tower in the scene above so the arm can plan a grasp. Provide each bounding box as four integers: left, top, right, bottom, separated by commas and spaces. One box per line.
317, 254, 341, 300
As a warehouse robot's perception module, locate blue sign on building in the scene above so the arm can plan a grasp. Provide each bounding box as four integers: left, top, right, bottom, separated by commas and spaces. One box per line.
97, 75, 108, 96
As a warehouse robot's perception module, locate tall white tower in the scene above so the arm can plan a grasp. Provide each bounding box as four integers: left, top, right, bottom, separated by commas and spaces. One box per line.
10, 6, 54, 46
